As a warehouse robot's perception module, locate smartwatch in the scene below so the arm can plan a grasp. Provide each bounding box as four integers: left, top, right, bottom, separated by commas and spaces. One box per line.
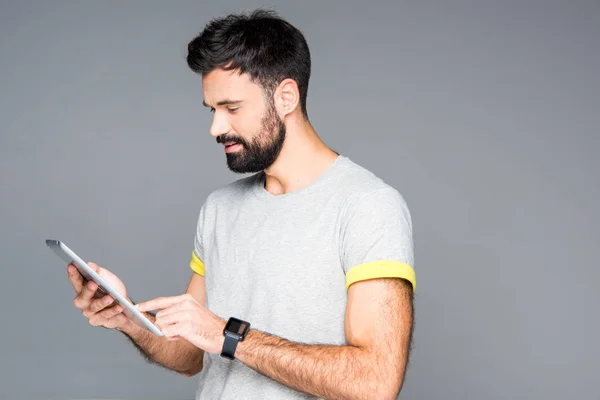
221, 317, 251, 360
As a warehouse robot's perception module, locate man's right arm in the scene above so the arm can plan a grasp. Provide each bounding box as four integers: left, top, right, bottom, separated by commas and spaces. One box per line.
69, 263, 207, 377
117, 273, 207, 376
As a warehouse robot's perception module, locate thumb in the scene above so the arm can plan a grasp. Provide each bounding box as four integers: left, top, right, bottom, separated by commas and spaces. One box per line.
87, 262, 100, 273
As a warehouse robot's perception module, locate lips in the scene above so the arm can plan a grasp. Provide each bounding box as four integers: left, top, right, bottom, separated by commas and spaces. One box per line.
223, 142, 243, 153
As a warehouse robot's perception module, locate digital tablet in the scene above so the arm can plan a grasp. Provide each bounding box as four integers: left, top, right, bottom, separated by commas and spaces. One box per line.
46, 239, 164, 336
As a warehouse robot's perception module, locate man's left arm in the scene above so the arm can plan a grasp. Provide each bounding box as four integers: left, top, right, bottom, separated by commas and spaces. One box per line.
235, 276, 414, 400
135, 186, 416, 399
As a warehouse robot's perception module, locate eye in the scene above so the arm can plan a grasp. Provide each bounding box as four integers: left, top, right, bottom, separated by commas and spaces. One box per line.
228, 107, 240, 114
209, 107, 215, 113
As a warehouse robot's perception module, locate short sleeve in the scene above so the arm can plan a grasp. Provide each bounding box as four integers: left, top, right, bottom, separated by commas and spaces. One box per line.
340, 187, 415, 291
189, 203, 206, 276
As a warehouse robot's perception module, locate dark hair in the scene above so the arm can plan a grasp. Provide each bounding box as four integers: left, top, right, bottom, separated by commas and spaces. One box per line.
187, 9, 311, 117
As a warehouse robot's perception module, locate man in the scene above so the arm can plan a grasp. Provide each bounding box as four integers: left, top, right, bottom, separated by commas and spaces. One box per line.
68, 9, 416, 400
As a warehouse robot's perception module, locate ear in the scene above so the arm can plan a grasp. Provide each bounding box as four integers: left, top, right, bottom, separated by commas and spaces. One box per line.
274, 78, 300, 118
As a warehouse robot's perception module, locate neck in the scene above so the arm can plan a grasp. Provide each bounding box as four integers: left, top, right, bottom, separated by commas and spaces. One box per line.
262, 117, 339, 195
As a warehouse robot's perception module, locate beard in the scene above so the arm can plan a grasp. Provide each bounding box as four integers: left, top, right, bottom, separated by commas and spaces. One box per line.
217, 102, 286, 174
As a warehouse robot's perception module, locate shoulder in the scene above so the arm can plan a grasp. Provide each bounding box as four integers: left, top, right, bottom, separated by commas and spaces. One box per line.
335, 156, 410, 218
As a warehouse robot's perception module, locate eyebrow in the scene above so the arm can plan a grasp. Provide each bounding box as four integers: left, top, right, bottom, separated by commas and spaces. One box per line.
202, 99, 243, 108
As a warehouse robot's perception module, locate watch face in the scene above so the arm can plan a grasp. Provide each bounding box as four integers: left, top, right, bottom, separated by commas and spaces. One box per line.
227, 318, 248, 335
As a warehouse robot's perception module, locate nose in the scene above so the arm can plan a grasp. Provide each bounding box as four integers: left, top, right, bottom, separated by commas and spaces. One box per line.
209, 111, 231, 138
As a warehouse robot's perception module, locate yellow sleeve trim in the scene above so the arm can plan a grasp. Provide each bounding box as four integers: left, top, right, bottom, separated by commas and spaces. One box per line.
346, 260, 416, 292
190, 251, 205, 276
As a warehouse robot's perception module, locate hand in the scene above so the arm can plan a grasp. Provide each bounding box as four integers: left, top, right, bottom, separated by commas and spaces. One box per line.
67, 262, 131, 330
135, 294, 226, 354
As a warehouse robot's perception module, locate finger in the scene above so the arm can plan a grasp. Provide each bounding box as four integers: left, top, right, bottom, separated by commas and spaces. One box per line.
156, 309, 189, 328
155, 296, 199, 319
155, 301, 189, 319
83, 301, 119, 320
88, 295, 116, 313
162, 320, 197, 341
87, 262, 100, 272
89, 311, 127, 329
88, 304, 123, 327
81, 280, 98, 298
98, 304, 124, 320
73, 280, 98, 308
86, 263, 103, 298
160, 322, 185, 340
67, 264, 84, 293
135, 294, 188, 312
105, 313, 129, 329
68, 262, 100, 292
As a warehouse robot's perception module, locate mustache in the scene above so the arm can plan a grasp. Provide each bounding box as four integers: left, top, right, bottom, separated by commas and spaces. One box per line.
216, 135, 246, 146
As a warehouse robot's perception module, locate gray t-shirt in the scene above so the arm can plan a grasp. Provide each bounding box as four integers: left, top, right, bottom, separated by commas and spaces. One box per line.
189, 154, 415, 399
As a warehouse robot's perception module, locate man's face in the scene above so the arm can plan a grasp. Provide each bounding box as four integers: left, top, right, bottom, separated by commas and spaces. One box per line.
202, 68, 286, 173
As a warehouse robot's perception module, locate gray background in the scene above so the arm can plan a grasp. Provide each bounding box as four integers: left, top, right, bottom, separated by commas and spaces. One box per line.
1, 1, 598, 399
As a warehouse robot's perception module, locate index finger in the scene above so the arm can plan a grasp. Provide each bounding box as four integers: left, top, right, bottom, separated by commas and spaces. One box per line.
135, 295, 187, 312
67, 264, 84, 293
67, 262, 100, 293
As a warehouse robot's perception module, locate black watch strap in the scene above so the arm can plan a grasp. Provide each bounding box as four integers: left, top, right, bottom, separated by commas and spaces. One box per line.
221, 333, 239, 360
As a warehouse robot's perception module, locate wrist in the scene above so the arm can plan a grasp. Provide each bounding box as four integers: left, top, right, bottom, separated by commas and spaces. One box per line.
232, 328, 258, 362
220, 317, 251, 360
216, 327, 226, 354
115, 319, 138, 336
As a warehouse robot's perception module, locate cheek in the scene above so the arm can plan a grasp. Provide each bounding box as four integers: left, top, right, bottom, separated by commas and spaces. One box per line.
231, 112, 263, 137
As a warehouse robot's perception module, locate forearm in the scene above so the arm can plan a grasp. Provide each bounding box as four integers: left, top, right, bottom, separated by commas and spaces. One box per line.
117, 313, 205, 376
236, 330, 400, 400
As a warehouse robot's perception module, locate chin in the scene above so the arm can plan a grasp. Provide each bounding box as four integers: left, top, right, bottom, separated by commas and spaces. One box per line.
226, 158, 270, 174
